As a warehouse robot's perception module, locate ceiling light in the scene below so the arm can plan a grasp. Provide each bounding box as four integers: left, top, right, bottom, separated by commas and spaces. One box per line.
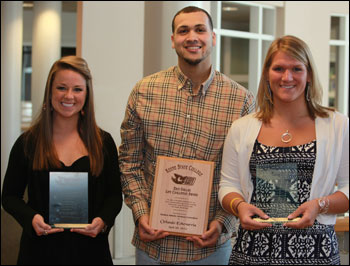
223, 7, 238, 12
23, 2, 34, 8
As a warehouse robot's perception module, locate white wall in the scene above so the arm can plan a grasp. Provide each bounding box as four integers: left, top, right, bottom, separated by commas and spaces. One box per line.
81, 1, 144, 145
80, 1, 145, 260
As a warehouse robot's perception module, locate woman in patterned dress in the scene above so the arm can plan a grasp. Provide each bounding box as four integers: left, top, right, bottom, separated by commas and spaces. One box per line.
219, 35, 349, 265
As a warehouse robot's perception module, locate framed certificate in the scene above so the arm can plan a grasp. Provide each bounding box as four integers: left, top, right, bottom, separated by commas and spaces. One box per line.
49, 172, 89, 228
150, 156, 214, 236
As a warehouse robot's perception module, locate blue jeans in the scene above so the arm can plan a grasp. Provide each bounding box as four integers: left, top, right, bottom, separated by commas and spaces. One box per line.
135, 240, 231, 265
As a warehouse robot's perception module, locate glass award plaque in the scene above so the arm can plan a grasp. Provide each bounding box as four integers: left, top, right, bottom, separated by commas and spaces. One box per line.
253, 163, 300, 223
49, 172, 89, 228
150, 156, 214, 236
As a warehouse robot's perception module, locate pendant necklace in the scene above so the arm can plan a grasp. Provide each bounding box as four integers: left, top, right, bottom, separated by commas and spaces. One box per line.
281, 130, 292, 143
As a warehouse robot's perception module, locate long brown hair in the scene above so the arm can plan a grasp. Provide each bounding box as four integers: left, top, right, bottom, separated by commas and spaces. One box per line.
24, 56, 103, 176
256, 35, 333, 123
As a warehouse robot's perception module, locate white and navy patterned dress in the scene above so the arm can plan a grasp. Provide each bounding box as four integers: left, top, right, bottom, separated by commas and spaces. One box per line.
229, 140, 340, 265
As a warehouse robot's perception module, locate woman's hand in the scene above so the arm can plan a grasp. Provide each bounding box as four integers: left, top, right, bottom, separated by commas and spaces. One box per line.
237, 202, 272, 230
284, 199, 319, 229
70, 217, 106, 238
32, 214, 64, 236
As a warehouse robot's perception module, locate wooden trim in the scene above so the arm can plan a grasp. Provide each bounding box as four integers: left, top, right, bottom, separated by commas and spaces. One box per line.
335, 217, 349, 232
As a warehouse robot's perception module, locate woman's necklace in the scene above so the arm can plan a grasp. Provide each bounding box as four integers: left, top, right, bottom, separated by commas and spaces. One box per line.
281, 130, 292, 143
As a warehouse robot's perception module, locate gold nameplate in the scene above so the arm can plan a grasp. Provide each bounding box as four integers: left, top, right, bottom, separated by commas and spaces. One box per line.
52, 223, 89, 229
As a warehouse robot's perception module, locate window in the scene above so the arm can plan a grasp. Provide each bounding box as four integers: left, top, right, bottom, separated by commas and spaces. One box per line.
329, 15, 349, 115
211, 1, 276, 95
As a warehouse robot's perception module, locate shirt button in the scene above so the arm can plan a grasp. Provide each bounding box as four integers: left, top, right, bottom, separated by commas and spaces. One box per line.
187, 114, 191, 119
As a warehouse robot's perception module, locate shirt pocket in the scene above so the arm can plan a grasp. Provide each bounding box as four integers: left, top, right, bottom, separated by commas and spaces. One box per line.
195, 123, 228, 161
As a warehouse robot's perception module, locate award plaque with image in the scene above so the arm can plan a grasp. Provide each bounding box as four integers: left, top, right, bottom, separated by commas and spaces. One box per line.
150, 156, 214, 236
253, 163, 301, 223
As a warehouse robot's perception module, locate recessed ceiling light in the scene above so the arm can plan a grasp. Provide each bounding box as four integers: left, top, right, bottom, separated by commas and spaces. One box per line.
223, 7, 238, 12
23, 2, 34, 8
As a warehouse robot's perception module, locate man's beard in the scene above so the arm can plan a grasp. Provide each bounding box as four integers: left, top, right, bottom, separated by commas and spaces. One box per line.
175, 51, 206, 66
175, 46, 211, 66
184, 58, 203, 66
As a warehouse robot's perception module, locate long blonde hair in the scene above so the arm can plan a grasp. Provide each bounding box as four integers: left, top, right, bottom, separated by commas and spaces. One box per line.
24, 56, 103, 176
256, 35, 333, 124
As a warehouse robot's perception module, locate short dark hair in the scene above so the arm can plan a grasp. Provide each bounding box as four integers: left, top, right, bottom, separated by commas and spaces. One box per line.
171, 6, 213, 33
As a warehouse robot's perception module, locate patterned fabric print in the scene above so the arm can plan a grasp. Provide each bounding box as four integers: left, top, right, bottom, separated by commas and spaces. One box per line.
229, 140, 340, 265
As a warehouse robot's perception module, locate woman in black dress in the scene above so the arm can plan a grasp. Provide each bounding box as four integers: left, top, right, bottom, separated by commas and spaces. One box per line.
2, 56, 123, 265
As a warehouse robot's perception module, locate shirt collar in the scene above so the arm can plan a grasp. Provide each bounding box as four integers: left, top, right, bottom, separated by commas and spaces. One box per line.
175, 65, 215, 96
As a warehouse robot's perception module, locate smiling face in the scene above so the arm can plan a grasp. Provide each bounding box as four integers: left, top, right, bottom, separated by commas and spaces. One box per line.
171, 11, 216, 68
51, 69, 87, 121
268, 51, 310, 105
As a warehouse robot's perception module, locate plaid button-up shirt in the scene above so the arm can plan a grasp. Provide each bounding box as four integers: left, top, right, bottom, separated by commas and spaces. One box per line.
119, 66, 255, 263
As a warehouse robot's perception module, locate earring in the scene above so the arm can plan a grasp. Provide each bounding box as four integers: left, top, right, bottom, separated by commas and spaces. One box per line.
42, 103, 53, 111
306, 82, 311, 102
81, 109, 85, 116
265, 82, 273, 104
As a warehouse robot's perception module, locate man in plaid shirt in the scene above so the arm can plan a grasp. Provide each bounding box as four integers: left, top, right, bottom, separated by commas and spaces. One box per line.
119, 6, 255, 265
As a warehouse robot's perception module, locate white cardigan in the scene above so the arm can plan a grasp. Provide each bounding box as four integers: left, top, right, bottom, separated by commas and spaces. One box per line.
219, 111, 349, 225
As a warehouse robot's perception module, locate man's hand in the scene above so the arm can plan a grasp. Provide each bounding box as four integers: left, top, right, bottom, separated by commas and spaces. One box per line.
138, 215, 169, 242
186, 220, 222, 248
